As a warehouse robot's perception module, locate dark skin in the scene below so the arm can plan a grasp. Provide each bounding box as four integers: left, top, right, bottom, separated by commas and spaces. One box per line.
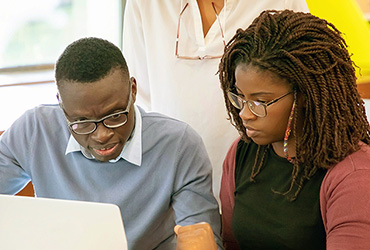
58, 68, 137, 162
235, 64, 297, 158
197, 0, 224, 37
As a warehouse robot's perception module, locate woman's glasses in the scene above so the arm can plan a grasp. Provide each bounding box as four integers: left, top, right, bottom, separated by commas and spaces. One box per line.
227, 91, 293, 117
175, 2, 226, 60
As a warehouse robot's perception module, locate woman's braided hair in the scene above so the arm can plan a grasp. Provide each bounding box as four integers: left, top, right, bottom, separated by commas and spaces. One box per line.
218, 10, 370, 199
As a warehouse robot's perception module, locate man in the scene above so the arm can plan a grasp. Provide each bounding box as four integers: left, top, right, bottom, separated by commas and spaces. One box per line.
0, 37, 222, 249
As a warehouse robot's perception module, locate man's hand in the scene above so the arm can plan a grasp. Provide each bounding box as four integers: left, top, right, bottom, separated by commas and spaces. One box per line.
174, 222, 217, 250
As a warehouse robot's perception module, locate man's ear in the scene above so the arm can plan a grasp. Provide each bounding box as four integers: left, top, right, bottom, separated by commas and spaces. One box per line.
56, 92, 64, 108
130, 77, 137, 103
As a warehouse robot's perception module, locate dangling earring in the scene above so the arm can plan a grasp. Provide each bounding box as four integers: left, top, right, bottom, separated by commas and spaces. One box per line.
284, 92, 296, 163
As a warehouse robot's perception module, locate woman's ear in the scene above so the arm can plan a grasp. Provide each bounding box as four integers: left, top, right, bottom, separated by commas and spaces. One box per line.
297, 92, 306, 109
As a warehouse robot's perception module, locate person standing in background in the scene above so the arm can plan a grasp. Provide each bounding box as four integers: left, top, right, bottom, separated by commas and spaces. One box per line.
122, 0, 309, 202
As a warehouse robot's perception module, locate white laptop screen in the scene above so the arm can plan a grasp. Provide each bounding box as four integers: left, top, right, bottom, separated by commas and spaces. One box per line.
0, 194, 128, 250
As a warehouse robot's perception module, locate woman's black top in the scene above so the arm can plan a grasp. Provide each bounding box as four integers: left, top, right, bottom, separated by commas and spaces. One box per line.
232, 140, 326, 249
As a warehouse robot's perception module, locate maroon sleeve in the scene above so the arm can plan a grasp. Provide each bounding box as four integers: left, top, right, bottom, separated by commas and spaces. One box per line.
220, 137, 241, 250
320, 144, 370, 249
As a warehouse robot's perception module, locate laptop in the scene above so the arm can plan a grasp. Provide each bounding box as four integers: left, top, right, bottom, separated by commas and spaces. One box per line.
0, 194, 128, 250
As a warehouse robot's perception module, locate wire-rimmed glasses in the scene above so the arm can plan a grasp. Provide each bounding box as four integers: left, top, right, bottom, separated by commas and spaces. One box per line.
67, 86, 132, 135
227, 91, 293, 117
175, 2, 226, 60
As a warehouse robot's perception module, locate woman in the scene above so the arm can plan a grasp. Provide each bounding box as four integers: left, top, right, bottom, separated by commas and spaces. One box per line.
219, 10, 370, 249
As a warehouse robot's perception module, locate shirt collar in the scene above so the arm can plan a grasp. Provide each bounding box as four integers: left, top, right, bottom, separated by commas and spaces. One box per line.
65, 105, 142, 166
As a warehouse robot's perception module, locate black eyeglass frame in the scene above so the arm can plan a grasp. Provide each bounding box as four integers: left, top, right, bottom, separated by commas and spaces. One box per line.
67, 84, 133, 135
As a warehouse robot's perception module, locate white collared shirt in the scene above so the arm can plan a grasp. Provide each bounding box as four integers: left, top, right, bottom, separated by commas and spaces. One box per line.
65, 105, 142, 166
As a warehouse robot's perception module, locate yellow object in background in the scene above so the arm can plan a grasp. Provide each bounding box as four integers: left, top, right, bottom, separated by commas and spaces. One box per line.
306, 0, 370, 84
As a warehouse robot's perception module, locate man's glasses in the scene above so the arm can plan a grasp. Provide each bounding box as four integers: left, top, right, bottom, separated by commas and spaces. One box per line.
175, 2, 226, 60
227, 91, 293, 118
67, 86, 132, 135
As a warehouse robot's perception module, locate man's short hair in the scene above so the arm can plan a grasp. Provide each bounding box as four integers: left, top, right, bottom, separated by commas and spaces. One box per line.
55, 37, 129, 87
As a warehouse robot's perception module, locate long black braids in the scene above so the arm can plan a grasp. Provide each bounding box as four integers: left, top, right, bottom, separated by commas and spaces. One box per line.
218, 10, 370, 200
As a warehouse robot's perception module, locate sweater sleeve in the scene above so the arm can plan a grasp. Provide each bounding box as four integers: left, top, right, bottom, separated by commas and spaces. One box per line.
171, 125, 223, 249
220, 137, 240, 250
0, 109, 37, 194
320, 145, 370, 249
